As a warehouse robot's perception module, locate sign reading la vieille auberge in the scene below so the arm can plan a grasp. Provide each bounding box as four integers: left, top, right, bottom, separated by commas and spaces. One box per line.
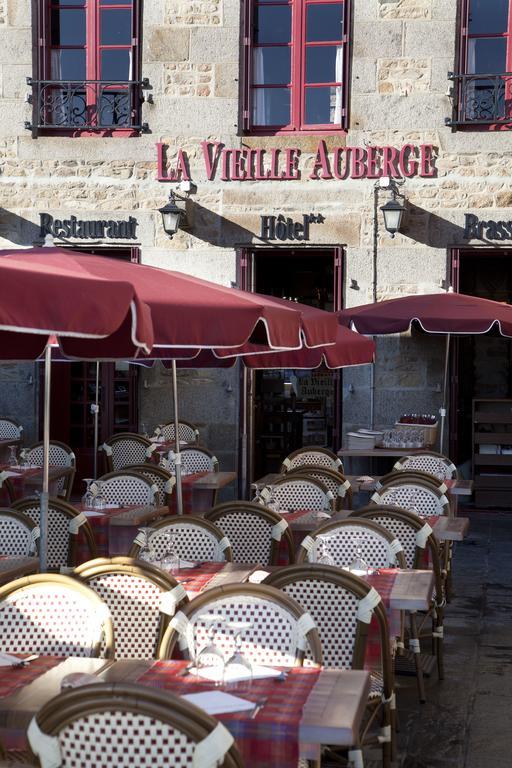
157, 141, 437, 182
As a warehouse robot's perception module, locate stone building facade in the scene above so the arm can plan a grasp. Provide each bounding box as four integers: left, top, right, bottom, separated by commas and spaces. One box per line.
0, 0, 511, 484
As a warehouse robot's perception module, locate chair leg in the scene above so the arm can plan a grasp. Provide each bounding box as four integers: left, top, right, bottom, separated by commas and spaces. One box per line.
409, 611, 426, 703
434, 608, 445, 680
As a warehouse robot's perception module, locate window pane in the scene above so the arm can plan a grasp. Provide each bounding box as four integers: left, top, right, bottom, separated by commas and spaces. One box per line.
100, 0, 133, 4
99, 91, 131, 126
468, 0, 509, 34
254, 6, 291, 44
253, 47, 291, 84
252, 87, 290, 125
51, 9, 86, 45
101, 9, 132, 45
101, 49, 131, 79
306, 45, 343, 83
305, 85, 342, 124
306, 3, 343, 42
51, 49, 86, 80
53, 1, 85, 6
468, 37, 507, 73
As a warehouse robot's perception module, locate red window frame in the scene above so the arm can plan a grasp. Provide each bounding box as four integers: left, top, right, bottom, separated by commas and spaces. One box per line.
36, 0, 142, 136
242, 0, 351, 134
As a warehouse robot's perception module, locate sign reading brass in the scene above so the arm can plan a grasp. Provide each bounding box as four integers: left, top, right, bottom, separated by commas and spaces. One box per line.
463, 213, 512, 241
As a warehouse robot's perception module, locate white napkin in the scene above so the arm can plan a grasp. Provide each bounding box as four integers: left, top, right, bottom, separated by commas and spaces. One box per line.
177, 560, 199, 569
182, 691, 255, 715
189, 664, 282, 683
248, 570, 271, 584
0, 651, 21, 666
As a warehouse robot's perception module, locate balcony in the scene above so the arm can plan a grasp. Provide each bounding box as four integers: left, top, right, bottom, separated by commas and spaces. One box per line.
25, 78, 150, 133
446, 72, 512, 128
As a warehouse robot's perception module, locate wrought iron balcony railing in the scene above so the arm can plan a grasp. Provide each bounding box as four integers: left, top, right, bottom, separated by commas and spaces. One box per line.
446, 71, 512, 127
25, 78, 150, 132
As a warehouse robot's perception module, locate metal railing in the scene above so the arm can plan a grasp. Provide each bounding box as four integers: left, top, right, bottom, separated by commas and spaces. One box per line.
25, 78, 150, 132
446, 71, 512, 127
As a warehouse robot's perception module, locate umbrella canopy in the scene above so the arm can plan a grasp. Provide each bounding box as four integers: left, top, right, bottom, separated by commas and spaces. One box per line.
337, 291, 512, 336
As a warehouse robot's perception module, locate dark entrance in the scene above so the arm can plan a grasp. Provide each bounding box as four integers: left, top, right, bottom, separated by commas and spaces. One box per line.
240, 247, 343, 480
39, 247, 140, 487
451, 249, 512, 505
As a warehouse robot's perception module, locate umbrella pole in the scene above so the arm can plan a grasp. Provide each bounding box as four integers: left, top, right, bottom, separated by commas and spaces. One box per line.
440, 334, 450, 455
93, 362, 100, 479
241, 365, 248, 499
171, 360, 183, 515
40, 343, 52, 573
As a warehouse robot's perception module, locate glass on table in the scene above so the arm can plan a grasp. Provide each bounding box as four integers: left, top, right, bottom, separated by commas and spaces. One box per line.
137, 527, 157, 564
348, 536, 370, 576
81, 478, 95, 509
92, 479, 106, 510
194, 614, 226, 686
316, 535, 335, 566
18, 448, 28, 468
160, 533, 180, 574
224, 620, 253, 688
8, 445, 18, 468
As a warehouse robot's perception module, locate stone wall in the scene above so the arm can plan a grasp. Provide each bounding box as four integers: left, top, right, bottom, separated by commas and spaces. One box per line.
0, 0, 510, 465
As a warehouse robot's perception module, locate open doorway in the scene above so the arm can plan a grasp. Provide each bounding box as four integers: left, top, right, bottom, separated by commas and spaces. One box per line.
452, 250, 512, 505
241, 248, 343, 479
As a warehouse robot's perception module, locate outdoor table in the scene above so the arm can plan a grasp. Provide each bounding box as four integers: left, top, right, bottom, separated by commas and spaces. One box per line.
0, 656, 370, 765
168, 470, 237, 514
172, 562, 261, 599
0, 464, 74, 504
0, 554, 38, 584
77, 503, 166, 563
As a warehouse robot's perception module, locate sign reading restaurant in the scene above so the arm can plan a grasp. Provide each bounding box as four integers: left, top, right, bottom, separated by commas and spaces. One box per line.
157, 140, 437, 182
39, 213, 138, 240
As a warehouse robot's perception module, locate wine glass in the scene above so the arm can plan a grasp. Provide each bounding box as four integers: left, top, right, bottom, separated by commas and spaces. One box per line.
160, 533, 180, 574
8, 445, 18, 468
224, 620, 253, 687
194, 615, 226, 685
140, 422, 149, 439
137, 527, 157, 564
316, 536, 335, 566
92, 480, 106, 511
18, 448, 28, 468
81, 478, 95, 509
348, 536, 370, 575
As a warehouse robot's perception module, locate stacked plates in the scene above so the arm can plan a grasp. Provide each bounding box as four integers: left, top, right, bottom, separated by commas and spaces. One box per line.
346, 429, 384, 450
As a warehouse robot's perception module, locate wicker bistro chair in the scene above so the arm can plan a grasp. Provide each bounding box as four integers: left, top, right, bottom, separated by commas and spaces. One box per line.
287, 466, 353, 511
0, 472, 16, 505
370, 477, 451, 518
0, 573, 114, 658
204, 501, 295, 566
377, 470, 449, 495
159, 583, 322, 669
263, 565, 394, 768
25, 440, 76, 501
124, 463, 176, 508
74, 557, 189, 660
12, 497, 96, 571
155, 420, 200, 444
258, 475, 335, 513
0, 418, 23, 441
129, 516, 233, 564
164, 446, 219, 474
94, 471, 158, 508
280, 446, 344, 474
354, 505, 446, 683
28, 682, 243, 768
100, 432, 152, 473
393, 451, 458, 480
0, 508, 39, 557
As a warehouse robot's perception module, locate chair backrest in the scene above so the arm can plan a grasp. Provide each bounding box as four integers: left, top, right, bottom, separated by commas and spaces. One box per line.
12, 497, 96, 570
204, 501, 295, 566
157, 420, 200, 444
264, 564, 392, 681
28, 682, 243, 768
258, 475, 334, 512
296, 518, 407, 569
100, 432, 152, 473
0, 508, 39, 557
287, 466, 352, 511
280, 446, 344, 474
159, 583, 322, 667
129, 516, 233, 563
74, 557, 189, 660
25, 440, 76, 500
370, 478, 451, 518
95, 471, 157, 507
393, 451, 457, 480
0, 473, 15, 505
0, 573, 114, 657
0, 418, 23, 441
124, 463, 175, 507
352, 505, 443, 584
377, 470, 449, 498
165, 446, 219, 474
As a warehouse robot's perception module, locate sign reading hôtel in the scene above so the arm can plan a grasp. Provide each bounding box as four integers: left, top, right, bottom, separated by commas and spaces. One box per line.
157, 140, 437, 182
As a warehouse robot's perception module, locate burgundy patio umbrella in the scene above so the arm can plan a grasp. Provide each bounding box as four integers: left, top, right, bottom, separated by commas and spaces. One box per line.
338, 290, 512, 451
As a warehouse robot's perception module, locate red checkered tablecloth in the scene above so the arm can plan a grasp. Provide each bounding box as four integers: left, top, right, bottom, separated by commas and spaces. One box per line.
363, 568, 402, 670
0, 465, 42, 504
173, 562, 225, 598
137, 660, 320, 768
76, 504, 139, 564
168, 472, 209, 515
0, 656, 63, 699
